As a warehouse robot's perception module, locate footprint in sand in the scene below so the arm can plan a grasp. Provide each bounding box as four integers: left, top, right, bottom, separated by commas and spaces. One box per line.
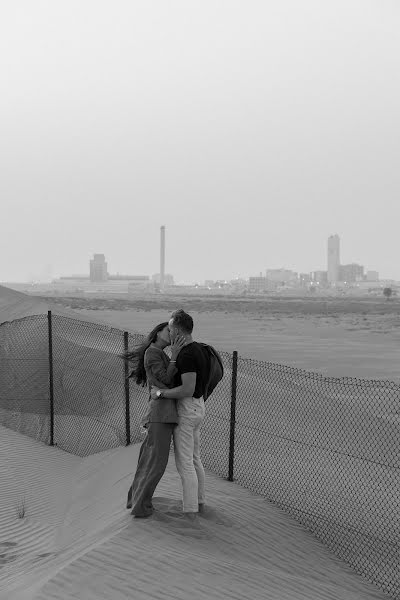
0, 542, 19, 566
31, 552, 54, 563
0, 553, 18, 565
0, 542, 18, 547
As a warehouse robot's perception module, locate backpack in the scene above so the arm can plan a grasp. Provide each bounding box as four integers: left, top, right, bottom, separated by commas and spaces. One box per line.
198, 343, 224, 401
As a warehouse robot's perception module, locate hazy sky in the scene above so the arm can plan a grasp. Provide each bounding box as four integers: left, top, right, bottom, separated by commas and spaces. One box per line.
1, 0, 399, 283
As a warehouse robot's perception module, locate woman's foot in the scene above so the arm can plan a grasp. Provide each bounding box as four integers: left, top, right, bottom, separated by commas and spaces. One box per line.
131, 509, 153, 518
131, 500, 154, 518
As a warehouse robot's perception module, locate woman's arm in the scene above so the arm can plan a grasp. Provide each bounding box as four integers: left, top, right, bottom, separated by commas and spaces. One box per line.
145, 337, 185, 388
148, 374, 168, 389
146, 360, 178, 388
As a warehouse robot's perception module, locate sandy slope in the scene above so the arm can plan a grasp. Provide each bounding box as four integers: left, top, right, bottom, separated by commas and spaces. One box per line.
0, 285, 119, 327
0, 426, 386, 600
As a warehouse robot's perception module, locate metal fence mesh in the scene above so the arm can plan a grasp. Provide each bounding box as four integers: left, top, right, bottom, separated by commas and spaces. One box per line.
0, 313, 399, 598
233, 357, 400, 598
0, 315, 50, 443
51, 314, 129, 455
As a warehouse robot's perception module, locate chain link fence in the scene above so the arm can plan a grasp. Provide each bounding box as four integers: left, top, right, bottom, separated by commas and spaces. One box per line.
232, 357, 400, 599
0, 315, 50, 443
0, 312, 399, 598
50, 314, 131, 455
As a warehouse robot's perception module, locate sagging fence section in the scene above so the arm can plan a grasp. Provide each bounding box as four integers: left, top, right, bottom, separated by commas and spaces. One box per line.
0, 311, 399, 599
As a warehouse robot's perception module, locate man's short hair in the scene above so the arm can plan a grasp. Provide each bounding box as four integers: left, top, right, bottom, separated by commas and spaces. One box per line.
171, 309, 193, 334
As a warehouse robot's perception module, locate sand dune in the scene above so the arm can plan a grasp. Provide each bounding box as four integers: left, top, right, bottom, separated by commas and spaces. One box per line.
0, 426, 386, 600
0, 285, 118, 327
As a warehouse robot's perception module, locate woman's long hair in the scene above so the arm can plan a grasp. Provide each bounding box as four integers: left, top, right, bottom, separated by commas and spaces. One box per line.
122, 322, 168, 386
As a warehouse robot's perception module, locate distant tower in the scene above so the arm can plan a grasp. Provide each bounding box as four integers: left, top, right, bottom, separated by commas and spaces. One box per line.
160, 226, 166, 292
90, 254, 108, 282
327, 235, 340, 285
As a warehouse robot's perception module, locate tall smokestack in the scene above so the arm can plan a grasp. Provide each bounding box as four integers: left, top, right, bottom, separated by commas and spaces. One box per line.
160, 225, 165, 292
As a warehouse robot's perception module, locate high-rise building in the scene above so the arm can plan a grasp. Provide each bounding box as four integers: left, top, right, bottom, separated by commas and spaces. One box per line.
339, 263, 364, 283
160, 226, 166, 292
89, 254, 108, 282
327, 234, 340, 285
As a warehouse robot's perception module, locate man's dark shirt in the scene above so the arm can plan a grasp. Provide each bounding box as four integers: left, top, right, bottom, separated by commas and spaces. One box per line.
175, 342, 209, 398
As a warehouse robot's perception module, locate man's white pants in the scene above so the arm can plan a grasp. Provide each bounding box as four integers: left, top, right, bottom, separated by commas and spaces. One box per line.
173, 396, 206, 513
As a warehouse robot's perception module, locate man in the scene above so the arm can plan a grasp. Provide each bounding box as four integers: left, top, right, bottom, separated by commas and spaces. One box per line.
150, 309, 209, 518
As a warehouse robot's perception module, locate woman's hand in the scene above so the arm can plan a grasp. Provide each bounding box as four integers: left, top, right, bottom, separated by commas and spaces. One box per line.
170, 335, 186, 360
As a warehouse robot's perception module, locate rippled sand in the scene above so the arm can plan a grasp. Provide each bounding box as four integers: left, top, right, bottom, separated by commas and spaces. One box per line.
0, 425, 386, 600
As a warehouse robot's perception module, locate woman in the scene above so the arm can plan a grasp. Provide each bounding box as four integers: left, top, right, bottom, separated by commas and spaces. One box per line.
124, 321, 185, 517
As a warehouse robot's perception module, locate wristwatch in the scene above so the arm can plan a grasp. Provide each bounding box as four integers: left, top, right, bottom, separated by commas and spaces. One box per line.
156, 390, 163, 398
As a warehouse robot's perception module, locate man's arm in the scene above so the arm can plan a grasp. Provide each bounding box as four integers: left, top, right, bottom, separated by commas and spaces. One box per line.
151, 372, 196, 400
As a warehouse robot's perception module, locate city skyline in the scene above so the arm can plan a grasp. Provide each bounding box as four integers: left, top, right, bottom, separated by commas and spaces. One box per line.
1, 2, 399, 283
5, 231, 390, 286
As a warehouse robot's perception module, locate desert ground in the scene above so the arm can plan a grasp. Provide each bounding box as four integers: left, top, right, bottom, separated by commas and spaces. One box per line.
0, 425, 388, 600
43, 294, 400, 382
1, 288, 397, 598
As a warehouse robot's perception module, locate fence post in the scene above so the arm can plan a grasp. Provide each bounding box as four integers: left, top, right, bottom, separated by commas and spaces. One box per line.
124, 331, 131, 446
47, 310, 54, 446
228, 350, 238, 482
